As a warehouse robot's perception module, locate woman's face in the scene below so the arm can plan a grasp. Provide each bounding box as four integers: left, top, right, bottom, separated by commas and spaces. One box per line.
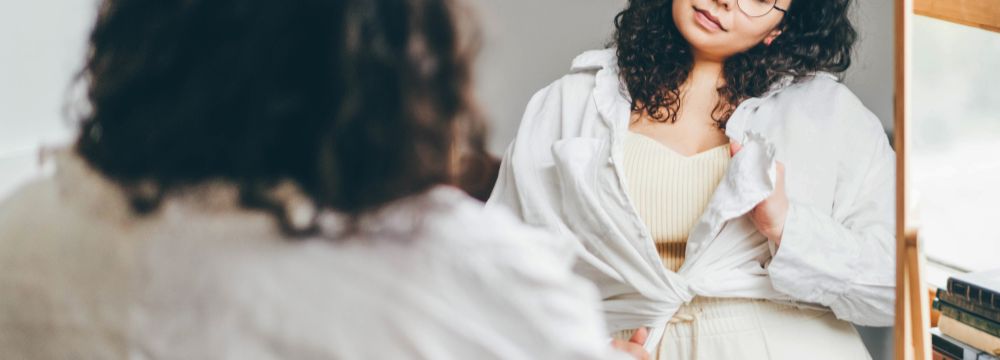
672, 0, 791, 61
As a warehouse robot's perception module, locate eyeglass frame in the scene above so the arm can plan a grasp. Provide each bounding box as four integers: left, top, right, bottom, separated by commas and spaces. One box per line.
736, 0, 788, 18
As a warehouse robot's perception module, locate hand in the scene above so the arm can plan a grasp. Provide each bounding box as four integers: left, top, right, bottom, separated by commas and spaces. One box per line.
730, 141, 789, 248
610, 327, 651, 360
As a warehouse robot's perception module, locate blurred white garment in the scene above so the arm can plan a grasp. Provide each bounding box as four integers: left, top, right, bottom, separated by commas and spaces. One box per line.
0, 150, 630, 360
487, 49, 896, 350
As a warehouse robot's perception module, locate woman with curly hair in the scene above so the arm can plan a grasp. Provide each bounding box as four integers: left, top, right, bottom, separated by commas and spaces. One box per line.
488, 0, 894, 358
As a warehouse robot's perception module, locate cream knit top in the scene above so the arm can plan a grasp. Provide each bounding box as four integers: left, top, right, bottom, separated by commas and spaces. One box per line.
622, 131, 731, 273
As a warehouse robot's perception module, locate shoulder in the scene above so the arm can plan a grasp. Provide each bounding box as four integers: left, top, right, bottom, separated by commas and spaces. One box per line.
773, 73, 887, 140
0, 178, 61, 238
783, 74, 859, 107
521, 49, 613, 116
526, 48, 619, 114
569, 48, 617, 72
512, 49, 622, 152
0, 150, 130, 240
546, 48, 618, 88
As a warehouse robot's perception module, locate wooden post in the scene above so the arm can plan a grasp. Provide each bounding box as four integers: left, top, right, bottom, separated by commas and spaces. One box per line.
895, 0, 931, 358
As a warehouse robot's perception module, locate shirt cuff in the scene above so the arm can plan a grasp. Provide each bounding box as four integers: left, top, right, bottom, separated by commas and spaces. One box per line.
765, 202, 858, 305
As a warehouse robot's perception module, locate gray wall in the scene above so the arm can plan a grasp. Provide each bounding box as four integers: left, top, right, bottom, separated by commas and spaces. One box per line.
472, 0, 628, 155
844, 0, 896, 140
468, 1, 895, 359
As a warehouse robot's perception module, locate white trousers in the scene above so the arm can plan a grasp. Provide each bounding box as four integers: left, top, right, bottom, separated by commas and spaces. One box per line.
651, 297, 872, 360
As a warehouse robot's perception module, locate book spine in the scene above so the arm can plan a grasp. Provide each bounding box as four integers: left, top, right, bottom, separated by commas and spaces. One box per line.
934, 328, 985, 360
938, 303, 1000, 338
980, 352, 1000, 360
940, 289, 1000, 323
933, 333, 971, 360
939, 316, 1000, 357
949, 278, 1000, 309
979, 352, 1000, 360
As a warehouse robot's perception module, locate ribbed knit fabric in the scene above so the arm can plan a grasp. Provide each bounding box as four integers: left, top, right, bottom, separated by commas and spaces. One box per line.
611, 132, 730, 343
621, 131, 730, 273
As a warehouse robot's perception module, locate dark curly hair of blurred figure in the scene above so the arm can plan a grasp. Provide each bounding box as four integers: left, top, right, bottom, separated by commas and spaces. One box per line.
73, 0, 491, 234
613, 0, 857, 127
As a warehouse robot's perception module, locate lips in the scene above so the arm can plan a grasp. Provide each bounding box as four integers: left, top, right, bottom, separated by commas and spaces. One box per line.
694, 7, 726, 31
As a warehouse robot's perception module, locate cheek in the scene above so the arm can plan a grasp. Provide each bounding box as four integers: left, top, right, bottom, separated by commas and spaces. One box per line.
672, 0, 689, 28
672, 0, 691, 13
730, 19, 776, 47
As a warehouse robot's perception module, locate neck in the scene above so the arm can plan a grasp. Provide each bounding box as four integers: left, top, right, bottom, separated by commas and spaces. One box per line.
686, 52, 725, 91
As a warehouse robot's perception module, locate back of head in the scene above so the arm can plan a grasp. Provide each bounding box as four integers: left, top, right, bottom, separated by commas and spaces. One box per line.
75, 0, 487, 229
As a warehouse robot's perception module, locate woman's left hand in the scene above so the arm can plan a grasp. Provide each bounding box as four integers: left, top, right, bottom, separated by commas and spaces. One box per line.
731, 141, 789, 248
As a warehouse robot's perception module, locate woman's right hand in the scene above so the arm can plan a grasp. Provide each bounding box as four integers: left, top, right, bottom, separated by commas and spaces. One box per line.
610, 327, 651, 360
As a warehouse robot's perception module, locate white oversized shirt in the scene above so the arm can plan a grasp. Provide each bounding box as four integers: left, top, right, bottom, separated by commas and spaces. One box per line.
487, 49, 896, 337
0, 151, 630, 360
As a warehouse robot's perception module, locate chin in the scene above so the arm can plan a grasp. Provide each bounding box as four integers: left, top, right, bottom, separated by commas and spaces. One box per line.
671, 1, 735, 59
683, 33, 735, 60
675, 20, 711, 50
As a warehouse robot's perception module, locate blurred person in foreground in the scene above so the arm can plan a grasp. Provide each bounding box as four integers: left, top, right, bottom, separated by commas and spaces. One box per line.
0, 0, 645, 358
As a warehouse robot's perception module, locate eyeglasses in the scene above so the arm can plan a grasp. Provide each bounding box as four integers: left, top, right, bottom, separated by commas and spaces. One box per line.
736, 0, 787, 18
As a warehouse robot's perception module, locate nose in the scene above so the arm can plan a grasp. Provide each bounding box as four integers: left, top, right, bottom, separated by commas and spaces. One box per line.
713, 0, 733, 12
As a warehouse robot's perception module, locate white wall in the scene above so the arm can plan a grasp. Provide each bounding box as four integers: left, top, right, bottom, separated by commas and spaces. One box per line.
0, 0, 96, 198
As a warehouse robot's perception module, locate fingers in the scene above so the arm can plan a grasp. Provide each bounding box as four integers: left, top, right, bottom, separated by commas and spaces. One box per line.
611, 339, 649, 360
611, 340, 650, 360
611, 328, 652, 360
729, 140, 743, 157
628, 345, 651, 360
628, 327, 649, 345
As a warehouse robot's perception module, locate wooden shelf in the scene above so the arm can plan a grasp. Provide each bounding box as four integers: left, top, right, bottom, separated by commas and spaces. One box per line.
915, 0, 1000, 33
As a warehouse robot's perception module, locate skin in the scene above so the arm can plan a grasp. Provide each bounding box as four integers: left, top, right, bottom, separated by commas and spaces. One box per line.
610, 328, 650, 360
625, 0, 790, 352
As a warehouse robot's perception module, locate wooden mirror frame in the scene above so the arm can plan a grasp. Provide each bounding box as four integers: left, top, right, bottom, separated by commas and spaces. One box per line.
894, 0, 932, 358
895, 1, 1000, 359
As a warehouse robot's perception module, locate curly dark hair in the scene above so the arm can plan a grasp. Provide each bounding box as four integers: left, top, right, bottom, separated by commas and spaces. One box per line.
613, 0, 857, 127
74, 0, 488, 231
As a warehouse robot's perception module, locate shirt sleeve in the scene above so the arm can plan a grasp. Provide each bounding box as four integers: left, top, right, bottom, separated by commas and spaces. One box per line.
765, 108, 896, 327
485, 83, 558, 228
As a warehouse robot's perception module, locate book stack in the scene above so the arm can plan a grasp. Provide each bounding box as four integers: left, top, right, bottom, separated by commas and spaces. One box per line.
932, 268, 1000, 360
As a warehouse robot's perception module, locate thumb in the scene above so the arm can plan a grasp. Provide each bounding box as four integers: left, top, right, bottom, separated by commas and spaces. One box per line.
628, 327, 649, 345
729, 140, 743, 157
